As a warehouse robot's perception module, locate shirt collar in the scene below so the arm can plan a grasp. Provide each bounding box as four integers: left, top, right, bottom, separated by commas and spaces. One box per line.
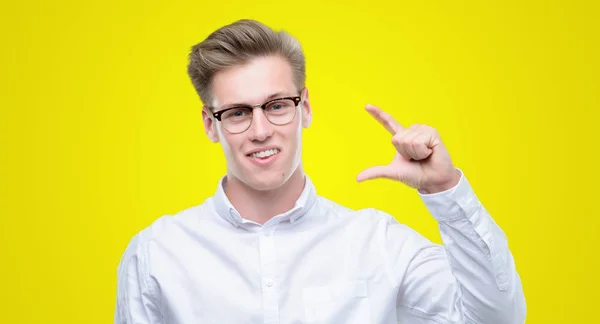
212, 174, 317, 228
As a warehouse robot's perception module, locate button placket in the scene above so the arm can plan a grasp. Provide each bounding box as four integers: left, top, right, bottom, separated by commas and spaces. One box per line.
259, 227, 279, 323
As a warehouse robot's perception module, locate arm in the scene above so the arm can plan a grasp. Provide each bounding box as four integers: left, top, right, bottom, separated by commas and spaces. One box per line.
356, 104, 526, 323
115, 233, 163, 324
390, 170, 526, 323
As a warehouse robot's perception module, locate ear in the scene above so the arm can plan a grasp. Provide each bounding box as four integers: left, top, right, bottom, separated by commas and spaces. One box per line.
300, 87, 312, 128
202, 106, 220, 143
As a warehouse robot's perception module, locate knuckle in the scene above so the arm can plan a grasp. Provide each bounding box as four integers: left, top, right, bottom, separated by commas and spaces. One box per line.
426, 125, 439, 135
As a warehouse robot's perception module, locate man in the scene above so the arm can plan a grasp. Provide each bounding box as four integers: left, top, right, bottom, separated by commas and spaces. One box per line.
115, 19, 526, 324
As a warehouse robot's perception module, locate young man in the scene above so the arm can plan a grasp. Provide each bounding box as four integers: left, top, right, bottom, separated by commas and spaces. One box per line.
115, 20, 526, 324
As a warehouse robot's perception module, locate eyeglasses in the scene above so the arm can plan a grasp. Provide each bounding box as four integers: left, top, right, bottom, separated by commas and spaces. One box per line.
210, 95, 302, 134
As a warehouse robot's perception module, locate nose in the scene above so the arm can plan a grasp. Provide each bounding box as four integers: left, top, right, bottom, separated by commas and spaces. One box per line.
247, 108, 273, 142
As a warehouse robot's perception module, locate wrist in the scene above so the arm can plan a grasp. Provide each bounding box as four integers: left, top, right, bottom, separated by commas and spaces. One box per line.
420, 169, 461, 194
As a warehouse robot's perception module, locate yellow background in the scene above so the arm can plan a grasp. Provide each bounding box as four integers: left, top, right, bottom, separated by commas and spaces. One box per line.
1, 0, 598, 323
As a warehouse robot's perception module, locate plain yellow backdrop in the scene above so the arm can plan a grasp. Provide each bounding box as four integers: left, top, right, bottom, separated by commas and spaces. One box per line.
1, 0, 598, 323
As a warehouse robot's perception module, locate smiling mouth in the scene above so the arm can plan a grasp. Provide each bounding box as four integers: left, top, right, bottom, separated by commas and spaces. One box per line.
247, 148, 281, 159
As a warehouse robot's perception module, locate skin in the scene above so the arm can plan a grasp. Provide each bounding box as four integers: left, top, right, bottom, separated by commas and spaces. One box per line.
356, 105, 461, 194
202, 56, 312, 224
202, 55, 460, 224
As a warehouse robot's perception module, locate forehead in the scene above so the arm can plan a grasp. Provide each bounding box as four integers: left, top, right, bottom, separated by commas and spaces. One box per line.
211, 55, 297, 108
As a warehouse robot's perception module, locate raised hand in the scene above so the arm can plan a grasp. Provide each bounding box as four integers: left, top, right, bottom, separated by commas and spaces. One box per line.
356, 104, 461, 194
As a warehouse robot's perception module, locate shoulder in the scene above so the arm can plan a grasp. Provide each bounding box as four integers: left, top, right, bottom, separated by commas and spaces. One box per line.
315, 195, 399, 231
139, 203, 206, 242
315, 196, 432, 246
317, 195, 397, 221
116, 201, 210, 271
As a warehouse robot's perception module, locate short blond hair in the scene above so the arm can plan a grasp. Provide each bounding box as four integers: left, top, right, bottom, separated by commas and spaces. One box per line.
187, 19, 306, 107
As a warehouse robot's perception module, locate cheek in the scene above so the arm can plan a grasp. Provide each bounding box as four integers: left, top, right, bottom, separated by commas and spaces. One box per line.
293, 118, 303, 143
217, 129, 237, 156
281, 122, 301, 146
283, 123, 303, 159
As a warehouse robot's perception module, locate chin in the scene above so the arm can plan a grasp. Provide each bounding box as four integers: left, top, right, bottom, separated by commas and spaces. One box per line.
244, 172, 287, 191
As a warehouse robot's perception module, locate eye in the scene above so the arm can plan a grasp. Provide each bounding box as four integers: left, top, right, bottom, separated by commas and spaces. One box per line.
222, 107, 250, 120
266, 99, 293, 112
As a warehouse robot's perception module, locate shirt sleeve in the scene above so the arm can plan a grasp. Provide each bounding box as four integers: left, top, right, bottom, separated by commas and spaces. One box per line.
114, 232, 164, 324
388, 169, 526, 324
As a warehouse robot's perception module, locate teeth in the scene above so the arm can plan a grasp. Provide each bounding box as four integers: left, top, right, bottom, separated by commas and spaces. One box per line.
250, 149, 280, 158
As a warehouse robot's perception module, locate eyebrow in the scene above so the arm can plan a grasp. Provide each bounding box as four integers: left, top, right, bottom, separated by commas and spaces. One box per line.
219, 91, 290, 110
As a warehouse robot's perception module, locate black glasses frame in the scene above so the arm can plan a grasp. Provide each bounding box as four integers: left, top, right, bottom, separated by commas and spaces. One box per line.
211, 96, 302, 121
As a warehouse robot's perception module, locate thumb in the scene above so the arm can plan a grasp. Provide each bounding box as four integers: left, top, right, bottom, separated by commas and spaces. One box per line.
356, 165, 397, 182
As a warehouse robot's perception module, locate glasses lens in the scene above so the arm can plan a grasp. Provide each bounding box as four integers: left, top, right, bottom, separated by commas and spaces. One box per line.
221, 107, 252, 133
219, 98, 298, 133
264, 99, 297, 125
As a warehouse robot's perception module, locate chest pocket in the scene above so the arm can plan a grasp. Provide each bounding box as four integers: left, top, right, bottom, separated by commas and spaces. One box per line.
301, 280, 371, 323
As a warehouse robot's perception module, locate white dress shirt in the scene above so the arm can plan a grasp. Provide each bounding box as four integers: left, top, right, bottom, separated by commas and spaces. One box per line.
115, 169, 526, 324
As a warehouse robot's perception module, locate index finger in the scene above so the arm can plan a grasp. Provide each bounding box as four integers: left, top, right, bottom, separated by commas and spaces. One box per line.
365, 104, 404, 135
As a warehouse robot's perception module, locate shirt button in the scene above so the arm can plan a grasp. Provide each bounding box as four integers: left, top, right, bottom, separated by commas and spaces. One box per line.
265, 279, 274, 287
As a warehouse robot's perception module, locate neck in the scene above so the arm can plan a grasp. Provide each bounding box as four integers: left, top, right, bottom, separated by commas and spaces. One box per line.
224, 166, 306, 225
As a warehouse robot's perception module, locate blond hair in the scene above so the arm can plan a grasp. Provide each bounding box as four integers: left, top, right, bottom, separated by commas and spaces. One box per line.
187, 19, 306, 107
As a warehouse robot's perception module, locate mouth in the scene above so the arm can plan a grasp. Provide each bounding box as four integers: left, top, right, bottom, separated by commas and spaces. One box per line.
246, 148, 281, 166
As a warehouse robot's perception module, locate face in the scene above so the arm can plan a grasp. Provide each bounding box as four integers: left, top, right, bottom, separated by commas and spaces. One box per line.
202, 55, 312, 191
